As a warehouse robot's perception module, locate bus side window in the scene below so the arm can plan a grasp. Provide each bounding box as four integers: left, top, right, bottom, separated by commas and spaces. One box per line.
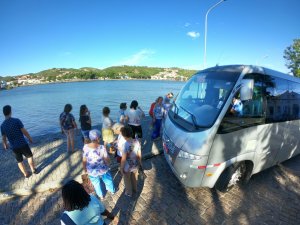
265, 77, 289, 122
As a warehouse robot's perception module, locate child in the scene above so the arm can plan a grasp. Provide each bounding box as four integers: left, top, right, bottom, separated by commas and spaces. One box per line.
112, 123, 126, 163
79, 104, 92, 143
59, 104, 78, 153
120, 126, 142, 197
118, 102, 127, 125
102, 106, 115, 154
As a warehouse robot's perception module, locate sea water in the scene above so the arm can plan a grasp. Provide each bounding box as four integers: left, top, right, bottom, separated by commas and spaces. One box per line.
0, 80, 184, 137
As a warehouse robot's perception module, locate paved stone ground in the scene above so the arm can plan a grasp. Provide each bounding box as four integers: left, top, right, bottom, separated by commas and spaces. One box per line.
0, 154, 300, 225
0, 116, 300, 225
0, 117, 161, 196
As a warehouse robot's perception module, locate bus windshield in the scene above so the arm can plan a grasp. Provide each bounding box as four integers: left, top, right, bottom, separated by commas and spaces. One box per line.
170, 71, 240, 130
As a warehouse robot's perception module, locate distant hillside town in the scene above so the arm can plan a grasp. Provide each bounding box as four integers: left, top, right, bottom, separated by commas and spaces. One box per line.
0, 66, 196, 89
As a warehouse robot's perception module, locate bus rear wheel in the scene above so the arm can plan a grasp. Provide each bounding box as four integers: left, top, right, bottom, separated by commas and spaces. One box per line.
215, 162, 248, 192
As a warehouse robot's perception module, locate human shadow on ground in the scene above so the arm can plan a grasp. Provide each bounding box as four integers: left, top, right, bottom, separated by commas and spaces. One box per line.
0, 130, 84, 225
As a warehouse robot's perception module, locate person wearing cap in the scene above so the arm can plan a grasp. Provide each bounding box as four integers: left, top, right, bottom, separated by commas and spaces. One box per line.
118, 102, 127, 125
82, 129, 116, 200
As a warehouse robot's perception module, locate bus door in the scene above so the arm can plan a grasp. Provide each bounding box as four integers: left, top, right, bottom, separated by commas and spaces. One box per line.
214, 74, 279, 172
213, 74, 262, 164
255, 75, 287, 170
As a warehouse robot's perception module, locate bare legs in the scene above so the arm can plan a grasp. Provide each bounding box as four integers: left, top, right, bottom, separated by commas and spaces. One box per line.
65, 129, 75, 152
18, 156, 36, 177
18, 162, 28, 177
27, 156, 35, 172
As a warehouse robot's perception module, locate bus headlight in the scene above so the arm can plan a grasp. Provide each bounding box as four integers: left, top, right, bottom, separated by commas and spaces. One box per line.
178, 150, 202, 160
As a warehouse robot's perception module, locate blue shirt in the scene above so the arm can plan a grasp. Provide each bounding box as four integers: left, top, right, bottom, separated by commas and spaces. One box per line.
1, 117, 27, 149
62, 195, 105, 225
153, 104, 164, 120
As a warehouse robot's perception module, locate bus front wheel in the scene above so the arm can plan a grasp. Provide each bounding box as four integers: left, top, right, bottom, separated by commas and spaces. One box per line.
215, 162, 248, 192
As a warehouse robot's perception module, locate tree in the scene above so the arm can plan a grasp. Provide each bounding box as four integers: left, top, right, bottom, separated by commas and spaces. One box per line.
284, 39, 300, 77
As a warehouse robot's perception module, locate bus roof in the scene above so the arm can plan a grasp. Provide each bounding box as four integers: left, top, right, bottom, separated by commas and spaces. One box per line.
200, 65, 299, 83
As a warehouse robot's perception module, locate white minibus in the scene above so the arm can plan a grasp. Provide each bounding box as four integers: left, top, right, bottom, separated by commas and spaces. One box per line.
163, 65, 300, 191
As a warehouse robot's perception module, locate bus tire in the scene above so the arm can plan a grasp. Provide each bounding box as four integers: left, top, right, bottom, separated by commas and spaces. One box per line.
215, 162, 248, 192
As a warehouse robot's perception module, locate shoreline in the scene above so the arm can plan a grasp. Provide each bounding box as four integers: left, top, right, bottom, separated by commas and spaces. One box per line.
4, 78, 185, 90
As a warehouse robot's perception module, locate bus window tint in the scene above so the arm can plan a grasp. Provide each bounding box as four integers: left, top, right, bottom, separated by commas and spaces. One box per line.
218, 73, 264, 133
266, 77, 300, 122
266, 77, 289, 122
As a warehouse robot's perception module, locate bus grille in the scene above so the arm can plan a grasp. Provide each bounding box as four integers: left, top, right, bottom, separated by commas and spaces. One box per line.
163, 132, 180, 162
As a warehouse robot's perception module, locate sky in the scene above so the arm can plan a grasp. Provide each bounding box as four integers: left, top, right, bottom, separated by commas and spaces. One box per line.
0, 0, 299, 76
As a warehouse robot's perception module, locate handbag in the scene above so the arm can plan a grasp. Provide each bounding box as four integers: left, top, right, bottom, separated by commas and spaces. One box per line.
81, 173, 95, 194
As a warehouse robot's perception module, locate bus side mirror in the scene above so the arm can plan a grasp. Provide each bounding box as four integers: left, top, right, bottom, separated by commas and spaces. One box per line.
240, 79, 254, 101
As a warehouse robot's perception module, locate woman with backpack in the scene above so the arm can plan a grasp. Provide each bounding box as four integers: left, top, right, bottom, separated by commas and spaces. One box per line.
59, 104, 78, 153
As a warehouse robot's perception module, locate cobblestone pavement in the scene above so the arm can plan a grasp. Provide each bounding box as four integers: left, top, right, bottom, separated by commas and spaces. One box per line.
0, 117, 161, 196
1, 154, 300, 225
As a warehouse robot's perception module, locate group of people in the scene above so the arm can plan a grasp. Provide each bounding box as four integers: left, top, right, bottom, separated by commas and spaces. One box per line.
1, 92, 174, 225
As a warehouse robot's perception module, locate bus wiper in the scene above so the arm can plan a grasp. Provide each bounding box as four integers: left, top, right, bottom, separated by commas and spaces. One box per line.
180, 106, 197, 129
173, 102, 179, 118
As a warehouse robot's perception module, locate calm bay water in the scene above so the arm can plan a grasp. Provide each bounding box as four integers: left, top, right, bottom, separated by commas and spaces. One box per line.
0, 80, 184, 137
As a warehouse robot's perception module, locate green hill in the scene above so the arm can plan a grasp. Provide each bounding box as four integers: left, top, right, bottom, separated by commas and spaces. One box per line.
3, 66, 197, 82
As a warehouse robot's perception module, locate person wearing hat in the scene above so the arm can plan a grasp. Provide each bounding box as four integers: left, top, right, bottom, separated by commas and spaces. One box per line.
82, 129, 116, 200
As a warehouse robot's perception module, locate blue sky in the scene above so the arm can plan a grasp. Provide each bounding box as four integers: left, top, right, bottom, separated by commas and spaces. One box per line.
0, 0, 299, 76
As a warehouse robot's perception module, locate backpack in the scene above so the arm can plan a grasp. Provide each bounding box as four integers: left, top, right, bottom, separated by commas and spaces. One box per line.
149, 102, 156, 118
60, 113, 73, 130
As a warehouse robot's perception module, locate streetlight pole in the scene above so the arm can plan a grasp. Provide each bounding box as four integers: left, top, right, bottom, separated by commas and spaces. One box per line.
204, 0, 226, 69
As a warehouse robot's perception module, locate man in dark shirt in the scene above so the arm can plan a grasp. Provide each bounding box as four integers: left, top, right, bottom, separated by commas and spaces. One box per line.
1, 105, 37, 178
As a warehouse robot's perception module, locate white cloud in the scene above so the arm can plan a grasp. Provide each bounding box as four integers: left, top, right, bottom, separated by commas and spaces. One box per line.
184, 22, 191, 27
59, 51, 72, 56
187, 31, 200, 39
121, 49, 155, 65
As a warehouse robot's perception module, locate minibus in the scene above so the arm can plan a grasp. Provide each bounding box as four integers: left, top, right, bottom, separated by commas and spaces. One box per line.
163, 65, 300, 191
